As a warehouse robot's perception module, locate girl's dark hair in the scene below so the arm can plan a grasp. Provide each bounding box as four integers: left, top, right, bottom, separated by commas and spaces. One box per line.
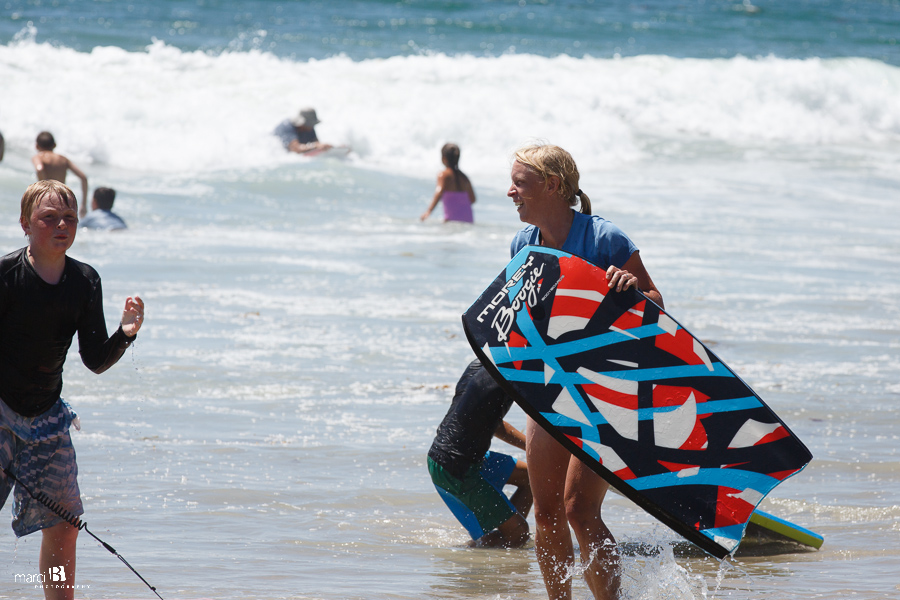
442, 143, 463, 189
441, 143, 460, 169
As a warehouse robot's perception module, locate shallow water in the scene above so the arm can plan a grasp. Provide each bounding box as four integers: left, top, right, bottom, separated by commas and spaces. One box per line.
1, 2, 899, 599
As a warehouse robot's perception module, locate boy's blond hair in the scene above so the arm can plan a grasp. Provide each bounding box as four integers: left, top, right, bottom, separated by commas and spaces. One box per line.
20, 180, 78, 226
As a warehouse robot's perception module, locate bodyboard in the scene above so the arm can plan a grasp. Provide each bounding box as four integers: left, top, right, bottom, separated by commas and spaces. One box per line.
461, 246, 813, 558
624, 507, 823, 557
747, 509, 824, 549
303, 145, 351, 158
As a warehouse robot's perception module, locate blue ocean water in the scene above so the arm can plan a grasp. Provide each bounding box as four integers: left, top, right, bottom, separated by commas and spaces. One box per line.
3, 0, 899, 63
1, 2, 899, 600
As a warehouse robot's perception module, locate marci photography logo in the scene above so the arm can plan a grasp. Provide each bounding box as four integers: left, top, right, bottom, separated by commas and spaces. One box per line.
13, 566, 89, 590
15, 565, 64, 584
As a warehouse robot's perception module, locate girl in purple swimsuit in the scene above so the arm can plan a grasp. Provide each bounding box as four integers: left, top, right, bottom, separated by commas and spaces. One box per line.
420, 143, 476, 223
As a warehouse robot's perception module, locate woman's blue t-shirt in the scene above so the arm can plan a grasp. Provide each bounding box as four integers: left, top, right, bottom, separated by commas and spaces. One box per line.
510, 210, 638, 268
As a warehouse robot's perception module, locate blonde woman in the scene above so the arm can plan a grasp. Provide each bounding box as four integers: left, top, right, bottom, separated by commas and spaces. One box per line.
507, 143, 662, 600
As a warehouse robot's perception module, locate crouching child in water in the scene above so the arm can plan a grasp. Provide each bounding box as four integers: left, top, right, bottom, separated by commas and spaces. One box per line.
427, 359, 533, 548
0, 180, 145, 600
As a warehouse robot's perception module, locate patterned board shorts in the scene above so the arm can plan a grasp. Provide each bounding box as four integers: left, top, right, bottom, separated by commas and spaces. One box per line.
0, 398, 83, 537
428, 450, 518, 540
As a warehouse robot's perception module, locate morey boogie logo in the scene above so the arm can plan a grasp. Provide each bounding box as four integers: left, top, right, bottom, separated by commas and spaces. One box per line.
475, 254, 548, 343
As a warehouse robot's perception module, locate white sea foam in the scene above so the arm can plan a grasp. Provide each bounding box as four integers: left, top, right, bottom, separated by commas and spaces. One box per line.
2, 32, 898, 184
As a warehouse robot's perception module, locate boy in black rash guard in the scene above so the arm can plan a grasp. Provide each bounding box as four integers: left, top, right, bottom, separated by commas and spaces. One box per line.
0, 180, 145, 600
427, 359, 533, 548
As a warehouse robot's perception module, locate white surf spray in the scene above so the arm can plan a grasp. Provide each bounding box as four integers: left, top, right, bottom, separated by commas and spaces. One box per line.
1, 30, 898, 185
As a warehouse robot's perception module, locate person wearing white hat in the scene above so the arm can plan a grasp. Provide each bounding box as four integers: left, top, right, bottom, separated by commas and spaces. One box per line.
273, 107, 334, 155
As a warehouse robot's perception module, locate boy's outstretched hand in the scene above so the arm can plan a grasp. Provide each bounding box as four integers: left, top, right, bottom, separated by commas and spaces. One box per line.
121, 296, 145, 337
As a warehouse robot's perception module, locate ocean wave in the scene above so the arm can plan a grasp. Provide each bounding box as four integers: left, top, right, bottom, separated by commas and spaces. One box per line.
1, 34, 898, 178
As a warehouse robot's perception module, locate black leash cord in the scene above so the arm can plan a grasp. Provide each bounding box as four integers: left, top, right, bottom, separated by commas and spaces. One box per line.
3, 465, 164, 600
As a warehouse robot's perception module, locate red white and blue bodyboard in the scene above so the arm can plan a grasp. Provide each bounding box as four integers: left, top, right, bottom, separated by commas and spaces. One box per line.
461, 246, 812, 559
